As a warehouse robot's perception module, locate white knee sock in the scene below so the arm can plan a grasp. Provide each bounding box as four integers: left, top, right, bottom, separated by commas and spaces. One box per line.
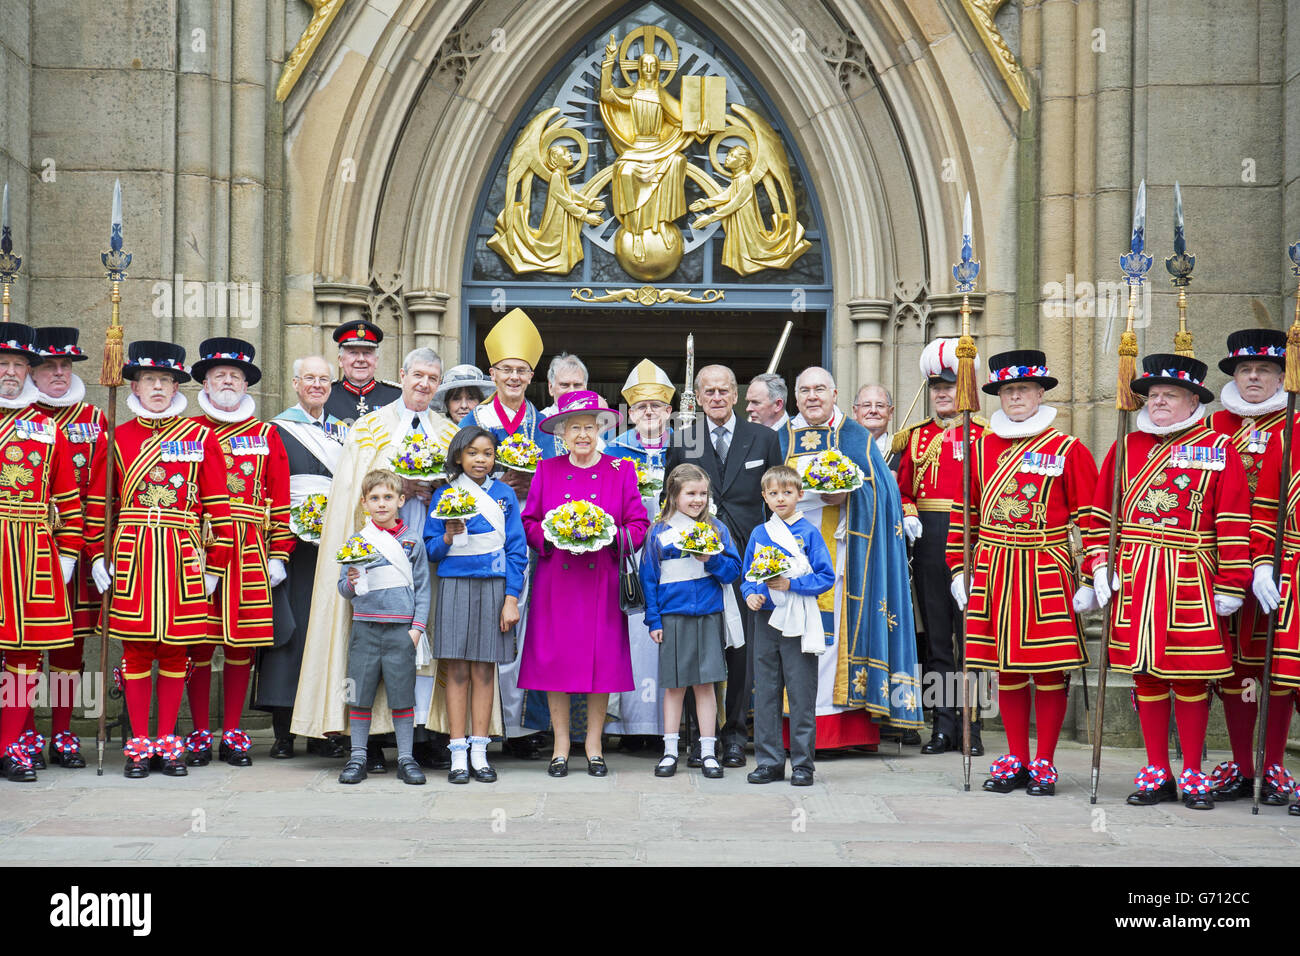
662, 733, 679, 758
449, 737, 468, 772
700, 736, 717, 759
469, 736, 491, 770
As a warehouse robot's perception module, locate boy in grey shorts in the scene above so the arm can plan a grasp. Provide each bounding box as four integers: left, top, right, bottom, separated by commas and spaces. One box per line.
337, 468, 431, 785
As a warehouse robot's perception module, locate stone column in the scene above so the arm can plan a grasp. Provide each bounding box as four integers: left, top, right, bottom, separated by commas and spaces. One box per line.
848, 297, 890, 393
405, 290, 453, 365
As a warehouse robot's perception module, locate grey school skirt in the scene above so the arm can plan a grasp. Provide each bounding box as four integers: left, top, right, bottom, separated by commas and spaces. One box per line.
434, 576, 515, 665
658, 612, 727, 688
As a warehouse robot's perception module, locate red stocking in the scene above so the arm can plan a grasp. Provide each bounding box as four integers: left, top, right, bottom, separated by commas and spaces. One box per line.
187, 643, 216, 732
996, 673, 1031, 762
1133, 673, 1172, 773
1217, 664, 1260, 775
222, 651, 253, 733
1172, 680, 1209, 775
1031, 671, 1069, 765
1264, 688, 1296, 768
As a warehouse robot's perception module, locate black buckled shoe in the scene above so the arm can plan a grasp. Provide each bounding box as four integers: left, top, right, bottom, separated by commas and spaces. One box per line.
50, 736, 86, 769
338, 758, 367, 785
396, 758, 426, 785
185, 747, 212, 767
2, 756, 36, 783
701, 756, 724, 780
219, 741, 252, 768
790, 767, 814, 787
269, 737, 294, 759
366, 742, 387, 774
547, 756, 568, 778
920, 732, 955, 754
722, 744, 746, 768
503, 736, 546, 760
654, 755, 678, 778
746, 765, 785, 784
982, 768, 1030, 794
306, 735, 347, 759
1212, 773, 1251, 802
448, 767, 470, 784
471, 762, 498, 783
586, 755, 609, 777
1127, 779, 1177, 806
1183, 791, 1214, 810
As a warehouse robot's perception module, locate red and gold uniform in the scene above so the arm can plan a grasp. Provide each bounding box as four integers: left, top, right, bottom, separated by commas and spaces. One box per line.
1246, 412, 1300, 803
945, 351, 1097, 795
893, 336, 986, 751
0, 377, 84, 772
1085, 354, 1251, 806
182, 337, 292, 764
30, 378, 106, 766
947, 418, 1097, 671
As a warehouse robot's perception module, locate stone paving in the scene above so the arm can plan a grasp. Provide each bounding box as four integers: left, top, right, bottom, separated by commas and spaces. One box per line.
1, 733, 1295, 866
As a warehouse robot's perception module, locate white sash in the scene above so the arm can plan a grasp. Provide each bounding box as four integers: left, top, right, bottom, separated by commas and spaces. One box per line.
655, 513, 744, 649
762, 516, 825, 655
446, 475, 507, 556
358, 519, 414, 591
289, 474, 332, 510
277, 418, 342, 474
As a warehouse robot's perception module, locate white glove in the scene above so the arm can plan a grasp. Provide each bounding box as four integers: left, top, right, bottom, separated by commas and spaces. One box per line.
1072, 586, 1098, 614
268, 558, 287, 588
1253, 564, 1281, 614
1093, 566, 1119, 608
1214, 593, 1243, 617
59, 555, 76, 586
204, 573, 220, 596
91, 557, 113, 594
950, 575, 967, 611
903, 515, 923, 543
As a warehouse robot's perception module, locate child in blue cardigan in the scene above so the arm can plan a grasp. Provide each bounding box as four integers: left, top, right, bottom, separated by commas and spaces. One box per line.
740, 464, 835, 787
424, 426, 527, 784
640, 464, 741, 779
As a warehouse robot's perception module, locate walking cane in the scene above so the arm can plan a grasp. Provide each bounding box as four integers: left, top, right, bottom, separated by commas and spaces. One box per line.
1252, 237, 1300, 813
1090, 181, 1149, 803
952, 194, 980, 792
95, 180, 130, 775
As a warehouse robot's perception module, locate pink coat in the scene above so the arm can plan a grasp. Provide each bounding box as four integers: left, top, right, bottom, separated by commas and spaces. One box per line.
519, 453, 649, 693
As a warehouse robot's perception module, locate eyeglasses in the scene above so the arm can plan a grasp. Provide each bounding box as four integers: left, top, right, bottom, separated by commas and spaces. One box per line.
493, 363, 532, 380
853, 402, 891, 411
796, 385, 832, 397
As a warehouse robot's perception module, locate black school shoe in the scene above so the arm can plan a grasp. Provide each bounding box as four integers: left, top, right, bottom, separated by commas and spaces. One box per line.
338, 758, 367, 785
396, 758, 426, 785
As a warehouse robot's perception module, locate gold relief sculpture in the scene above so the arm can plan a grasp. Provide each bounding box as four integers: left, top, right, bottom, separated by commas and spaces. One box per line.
490, 25, 810, 281
487, 109, 606, 275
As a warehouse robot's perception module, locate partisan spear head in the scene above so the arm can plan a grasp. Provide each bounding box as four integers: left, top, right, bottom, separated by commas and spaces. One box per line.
1165, 181, 1195, 287
102, 179, 131, 280
1119, 180, 1152, 286
952, 192, 980, 294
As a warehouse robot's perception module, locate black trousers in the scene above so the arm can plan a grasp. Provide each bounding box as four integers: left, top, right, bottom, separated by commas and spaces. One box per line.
914, 511, 980, 739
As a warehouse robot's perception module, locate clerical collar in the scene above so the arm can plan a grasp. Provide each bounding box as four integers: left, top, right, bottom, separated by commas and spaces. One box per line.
990, 405, 1057, 440
792, 406, 841, 429
342, 378, 376, 396
37, 374, 87, 408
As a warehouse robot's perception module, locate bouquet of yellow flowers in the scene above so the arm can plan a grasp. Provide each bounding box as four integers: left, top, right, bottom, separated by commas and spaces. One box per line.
390, 432, 446, 479
433, 487, 478, 520
802, 448, 864, 493
498, 433, 542, 473
745, 544, 791, 583
542, 500, 616, 553
677, 520, 723, 556
622, 457, 662, 496
336, 534, 378, 565
289, 493, 327, 543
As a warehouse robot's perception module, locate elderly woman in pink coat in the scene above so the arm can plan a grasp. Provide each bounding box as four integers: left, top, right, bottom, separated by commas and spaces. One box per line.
520, 390, 649, 777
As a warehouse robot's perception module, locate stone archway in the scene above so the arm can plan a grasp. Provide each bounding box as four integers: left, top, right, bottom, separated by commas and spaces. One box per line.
281, 0, 1021, 407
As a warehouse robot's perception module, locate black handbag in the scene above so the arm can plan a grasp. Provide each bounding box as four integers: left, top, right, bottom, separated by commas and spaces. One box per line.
618, 526, 644, 614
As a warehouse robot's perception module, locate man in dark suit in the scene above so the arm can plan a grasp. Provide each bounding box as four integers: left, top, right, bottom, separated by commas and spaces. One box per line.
663, 364, 783, 767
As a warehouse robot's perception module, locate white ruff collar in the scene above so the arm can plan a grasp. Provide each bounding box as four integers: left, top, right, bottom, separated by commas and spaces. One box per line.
128, 391, 188, 420
1219, 380, 1287, 418
37, 374, 87, 408
0, 378, 40, 410
198, 390, 256, 423
991, 405, 1057, 440
1137, 403, 1205, 436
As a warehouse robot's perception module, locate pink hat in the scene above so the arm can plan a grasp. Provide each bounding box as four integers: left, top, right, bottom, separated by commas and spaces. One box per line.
539, 389, 621, 435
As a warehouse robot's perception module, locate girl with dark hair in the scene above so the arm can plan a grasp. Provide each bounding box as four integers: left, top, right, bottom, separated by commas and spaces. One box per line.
424, 426, 527, 783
